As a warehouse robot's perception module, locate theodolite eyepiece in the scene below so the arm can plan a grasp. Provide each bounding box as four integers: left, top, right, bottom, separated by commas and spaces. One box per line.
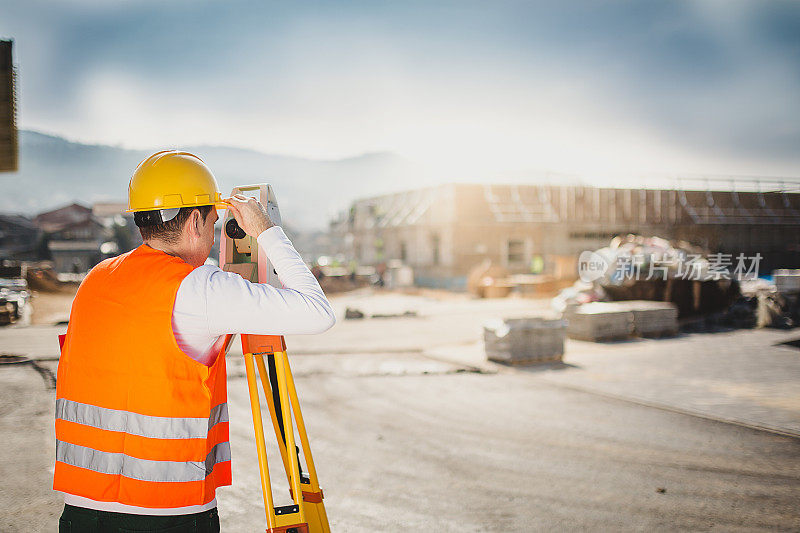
225, 218, 247, 240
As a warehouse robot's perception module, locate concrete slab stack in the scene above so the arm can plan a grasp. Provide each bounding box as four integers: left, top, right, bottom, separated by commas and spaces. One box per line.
773, 269, 800, 295
484, 316, 565, 365
566, 303, 634, 341
566, 301, 679, 341
619, 300, 679, 337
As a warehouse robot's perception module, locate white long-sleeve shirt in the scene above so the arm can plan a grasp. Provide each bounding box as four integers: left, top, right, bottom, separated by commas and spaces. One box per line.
63, 226, 335, 515
173, 227, 335, 366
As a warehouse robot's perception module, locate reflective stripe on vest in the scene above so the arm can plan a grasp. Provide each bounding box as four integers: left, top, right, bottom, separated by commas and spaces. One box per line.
55, 440, 231, 483
56, 399, 228, 440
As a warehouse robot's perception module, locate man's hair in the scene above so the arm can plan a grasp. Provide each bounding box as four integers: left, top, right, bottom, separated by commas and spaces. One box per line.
138, 205, 214, 244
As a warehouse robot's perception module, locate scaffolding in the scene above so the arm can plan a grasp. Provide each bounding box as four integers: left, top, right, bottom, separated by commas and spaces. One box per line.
480, 180, 800, 226
0, 40, 18, 172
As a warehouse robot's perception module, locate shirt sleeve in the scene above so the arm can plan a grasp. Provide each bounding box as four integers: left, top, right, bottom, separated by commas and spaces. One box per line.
204, 226, 336, 336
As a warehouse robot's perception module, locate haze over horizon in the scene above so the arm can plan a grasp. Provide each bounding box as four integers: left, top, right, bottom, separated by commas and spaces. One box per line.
1, 129, 431, 230
1, 0, 799, 182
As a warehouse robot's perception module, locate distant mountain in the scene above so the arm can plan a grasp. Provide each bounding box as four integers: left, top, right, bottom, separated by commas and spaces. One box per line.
0, 130, 428, 229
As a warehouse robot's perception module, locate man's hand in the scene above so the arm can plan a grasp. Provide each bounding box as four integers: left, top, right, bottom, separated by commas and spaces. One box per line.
224, 194, 275, 237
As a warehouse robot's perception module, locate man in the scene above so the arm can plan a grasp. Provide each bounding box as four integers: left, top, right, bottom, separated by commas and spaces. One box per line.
54, 150, 335, 532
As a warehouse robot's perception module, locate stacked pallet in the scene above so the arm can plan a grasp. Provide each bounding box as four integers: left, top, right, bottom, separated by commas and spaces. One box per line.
619, 300, 679, 337
773, 269, 800, 294
566, 303, 634, 341
484, 316, 566, 365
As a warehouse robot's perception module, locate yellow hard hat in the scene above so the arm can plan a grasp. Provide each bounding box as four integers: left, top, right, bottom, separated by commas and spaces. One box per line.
127, 150, 226, 213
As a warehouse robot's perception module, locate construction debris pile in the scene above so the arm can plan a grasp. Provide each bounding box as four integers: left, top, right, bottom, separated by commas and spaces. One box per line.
484, 316, 566, 365
468, 261, 513, 298
467, 260, 568, 299
549, 234, 800, 335
755, 271, 800, 329
553, 234, 744, 324
0, 262, 30, 325
344, 307, 418, 320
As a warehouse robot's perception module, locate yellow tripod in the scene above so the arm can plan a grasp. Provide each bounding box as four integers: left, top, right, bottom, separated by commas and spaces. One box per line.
241, 334, 330, 533
220, 184, 330, 533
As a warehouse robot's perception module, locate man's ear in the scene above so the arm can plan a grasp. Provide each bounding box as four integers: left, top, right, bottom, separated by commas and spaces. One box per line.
190, 209, 203, 238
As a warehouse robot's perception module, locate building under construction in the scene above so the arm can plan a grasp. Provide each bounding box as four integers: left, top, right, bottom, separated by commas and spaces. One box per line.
330, 180, 800, 288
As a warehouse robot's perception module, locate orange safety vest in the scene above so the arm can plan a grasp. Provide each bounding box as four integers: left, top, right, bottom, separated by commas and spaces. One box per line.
53, 245, 232, 509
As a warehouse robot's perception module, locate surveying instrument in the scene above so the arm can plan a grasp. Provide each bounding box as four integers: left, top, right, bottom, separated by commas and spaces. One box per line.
220, 185, 330, 533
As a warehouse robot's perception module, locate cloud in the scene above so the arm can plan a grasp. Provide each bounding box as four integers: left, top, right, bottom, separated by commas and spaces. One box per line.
1, 0, 798, 177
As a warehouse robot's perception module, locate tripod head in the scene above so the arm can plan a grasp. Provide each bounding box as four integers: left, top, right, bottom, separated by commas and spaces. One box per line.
219, 184, 282, 288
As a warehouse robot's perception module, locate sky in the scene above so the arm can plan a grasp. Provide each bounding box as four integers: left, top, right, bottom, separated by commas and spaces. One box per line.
1, 0, 800, 181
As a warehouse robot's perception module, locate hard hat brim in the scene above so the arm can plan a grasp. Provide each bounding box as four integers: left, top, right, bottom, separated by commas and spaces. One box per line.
127, 201, 229, 214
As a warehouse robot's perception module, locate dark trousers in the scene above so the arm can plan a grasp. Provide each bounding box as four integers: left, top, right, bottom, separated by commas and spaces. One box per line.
59, 504, 220, 533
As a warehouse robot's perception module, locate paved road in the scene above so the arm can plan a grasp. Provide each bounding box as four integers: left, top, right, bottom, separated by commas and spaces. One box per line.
2, 290, 799, 531
0, 363, 62, 533
428, 328, 800, 437
220, 359, 800, 532
543, 329, 800, 437
3, 353, 798, 532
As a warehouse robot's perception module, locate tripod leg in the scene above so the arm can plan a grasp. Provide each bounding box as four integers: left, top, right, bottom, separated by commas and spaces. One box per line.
266, 353, 285, 442
274, 350, 307, 524
255, 354, 291, 479
244, 353, 276, 531
282, 355, 321, 487
282, 354, 331, 533
266, 353, 305, 479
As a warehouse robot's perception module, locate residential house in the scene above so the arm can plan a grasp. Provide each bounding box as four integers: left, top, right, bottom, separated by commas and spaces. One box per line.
34, 203, 114, 274
0, 214, 40, 260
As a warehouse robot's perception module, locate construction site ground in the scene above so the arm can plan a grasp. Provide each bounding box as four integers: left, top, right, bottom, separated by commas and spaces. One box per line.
1, 288, 799, 532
